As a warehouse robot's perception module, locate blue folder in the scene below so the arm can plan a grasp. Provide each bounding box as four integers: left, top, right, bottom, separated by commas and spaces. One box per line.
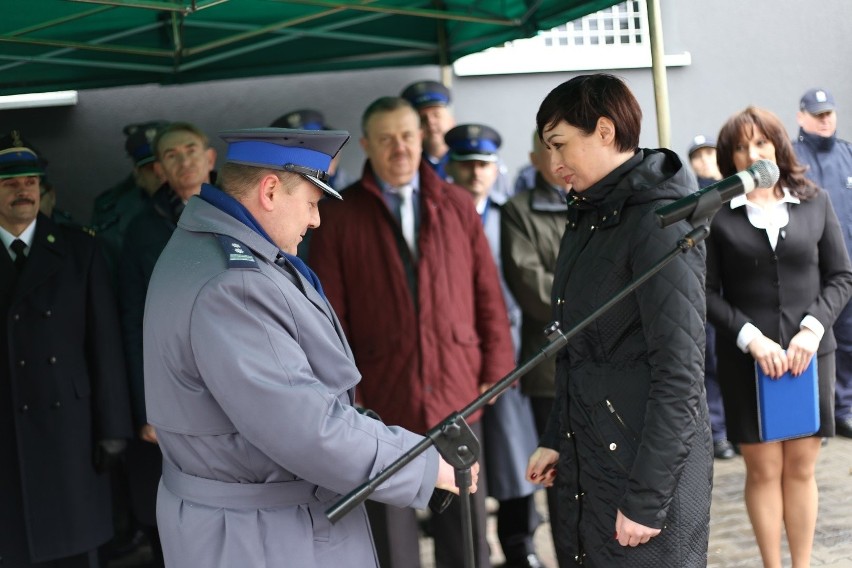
755, 357, 819, 442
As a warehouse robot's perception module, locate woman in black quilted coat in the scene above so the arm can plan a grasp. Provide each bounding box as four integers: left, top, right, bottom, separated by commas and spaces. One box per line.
526, 74, 713, 567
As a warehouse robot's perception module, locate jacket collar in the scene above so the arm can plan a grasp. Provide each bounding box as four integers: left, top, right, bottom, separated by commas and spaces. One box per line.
798, 128, 836, 153
529, 173, 568, 213
180, 193, 332, 317
565, 151, 642, 231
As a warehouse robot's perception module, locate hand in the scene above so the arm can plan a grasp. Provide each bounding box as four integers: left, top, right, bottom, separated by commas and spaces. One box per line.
615, 509, 661, 547
436, 457, 479, 495
787, 328, 818, 376
93, 438, 127, 473
747, 333, 788, 379
139, 423, 159, 444
526, 447, 559, 487
479, 383, 500, 405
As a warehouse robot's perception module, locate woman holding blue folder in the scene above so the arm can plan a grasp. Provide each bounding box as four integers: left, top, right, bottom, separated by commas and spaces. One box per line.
707, 106, 852, 568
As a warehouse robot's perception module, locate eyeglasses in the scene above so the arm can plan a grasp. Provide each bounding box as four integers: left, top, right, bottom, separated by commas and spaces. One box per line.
284, 163, 329, 183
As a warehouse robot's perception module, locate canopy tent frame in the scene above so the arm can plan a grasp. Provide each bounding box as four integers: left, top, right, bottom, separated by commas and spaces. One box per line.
1, 0, 625, 95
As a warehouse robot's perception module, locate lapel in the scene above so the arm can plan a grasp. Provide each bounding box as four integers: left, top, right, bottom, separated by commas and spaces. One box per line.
277, 256, 352, 356
0, 244, 16, 305
11, 215, 66, 305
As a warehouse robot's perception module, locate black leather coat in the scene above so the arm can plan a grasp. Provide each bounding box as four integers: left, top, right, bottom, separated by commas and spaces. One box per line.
542, 149, 713, 567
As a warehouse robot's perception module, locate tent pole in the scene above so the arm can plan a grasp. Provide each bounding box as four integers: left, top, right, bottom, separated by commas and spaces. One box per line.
646, 0, 670, 148
433, 0, 452, 88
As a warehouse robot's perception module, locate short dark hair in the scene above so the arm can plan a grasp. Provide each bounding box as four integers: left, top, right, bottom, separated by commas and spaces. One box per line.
361, 96, 416, 136
536, 74, 641, 153
219, 163, 301, 199
153, 122, 210, 159
716, 106, 817, 200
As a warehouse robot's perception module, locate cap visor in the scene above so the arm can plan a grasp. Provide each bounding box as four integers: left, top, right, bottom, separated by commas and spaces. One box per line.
806, 104, 835, 115
304, 174, 342, 200
0, 167, 44, 179
451, 152, 498, 163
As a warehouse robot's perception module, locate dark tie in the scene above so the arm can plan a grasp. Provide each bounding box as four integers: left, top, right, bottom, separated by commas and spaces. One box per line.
10, 239, 27, 273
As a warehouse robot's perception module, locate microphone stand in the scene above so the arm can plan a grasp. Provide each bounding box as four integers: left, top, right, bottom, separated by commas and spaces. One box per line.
327, 206, 716, 568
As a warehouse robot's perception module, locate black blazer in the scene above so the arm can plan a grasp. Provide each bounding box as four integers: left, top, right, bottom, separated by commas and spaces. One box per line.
706, 190, 852, 356
1, 213, 132, 562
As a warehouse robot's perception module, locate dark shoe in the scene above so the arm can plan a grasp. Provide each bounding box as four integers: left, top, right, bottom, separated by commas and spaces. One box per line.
713, 439, 736, 460
836, 417, 852, 439
501, 554, 544, 568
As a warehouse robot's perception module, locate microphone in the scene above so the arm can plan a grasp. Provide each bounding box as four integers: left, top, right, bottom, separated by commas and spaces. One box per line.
655, 159, 780, 228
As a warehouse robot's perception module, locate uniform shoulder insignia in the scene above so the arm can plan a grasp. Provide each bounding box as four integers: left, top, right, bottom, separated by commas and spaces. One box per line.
215, 234, 259, 269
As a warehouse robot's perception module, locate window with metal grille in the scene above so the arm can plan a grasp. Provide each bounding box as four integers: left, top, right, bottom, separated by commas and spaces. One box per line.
453, 1, 689, 76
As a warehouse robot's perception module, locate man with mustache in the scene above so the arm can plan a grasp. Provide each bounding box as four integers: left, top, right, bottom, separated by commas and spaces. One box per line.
0, 130, 132, 567
117, 121, 216, 566
310, 97, 514, 568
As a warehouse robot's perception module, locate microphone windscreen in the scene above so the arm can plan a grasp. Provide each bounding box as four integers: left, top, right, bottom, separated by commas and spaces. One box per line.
749, 159, 780, 189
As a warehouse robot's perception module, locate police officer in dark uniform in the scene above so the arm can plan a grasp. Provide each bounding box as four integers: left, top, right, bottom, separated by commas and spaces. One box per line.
401, 80, 455, 180
0, 130, 132, 568
90, 121, 168, 280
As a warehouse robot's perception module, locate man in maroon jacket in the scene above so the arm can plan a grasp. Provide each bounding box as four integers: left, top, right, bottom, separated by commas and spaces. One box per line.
310, 96, 514, 568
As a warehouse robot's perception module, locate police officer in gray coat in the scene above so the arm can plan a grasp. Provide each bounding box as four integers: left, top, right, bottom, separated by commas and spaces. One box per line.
143, 127, 469, 568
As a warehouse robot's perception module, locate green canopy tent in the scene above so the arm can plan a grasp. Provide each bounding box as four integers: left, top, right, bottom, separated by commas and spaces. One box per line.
1, 0, 623, 95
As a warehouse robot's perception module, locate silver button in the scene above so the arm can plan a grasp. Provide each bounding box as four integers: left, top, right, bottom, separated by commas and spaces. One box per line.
609, 442, 617, 451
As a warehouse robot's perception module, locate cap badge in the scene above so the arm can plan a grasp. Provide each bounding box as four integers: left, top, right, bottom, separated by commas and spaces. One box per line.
816, 90, 827, 103
288, 113, 302, 127
11, 130, 23, 148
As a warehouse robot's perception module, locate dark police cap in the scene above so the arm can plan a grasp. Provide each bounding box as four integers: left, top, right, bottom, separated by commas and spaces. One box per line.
445, 124, 502, 163
0, 130, 46, 179
219, 128, 350, 200
687, 134, 716, 158
799, 88, 835, 115
400, 80, 451, 110
269, 109, 328, 131
123, 121, 169, 166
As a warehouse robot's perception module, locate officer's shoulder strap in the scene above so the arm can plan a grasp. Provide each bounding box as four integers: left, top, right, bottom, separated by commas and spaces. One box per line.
214, 234, 260, 270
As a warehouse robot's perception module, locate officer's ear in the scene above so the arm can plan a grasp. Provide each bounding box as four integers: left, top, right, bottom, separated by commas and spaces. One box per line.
258, 173, 280, 212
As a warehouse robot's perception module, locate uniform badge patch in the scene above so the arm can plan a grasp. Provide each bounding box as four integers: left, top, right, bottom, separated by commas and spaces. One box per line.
215, 234, 258, 269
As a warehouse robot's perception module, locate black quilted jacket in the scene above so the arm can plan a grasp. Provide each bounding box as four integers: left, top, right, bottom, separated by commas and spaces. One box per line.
542, 149, 713, 567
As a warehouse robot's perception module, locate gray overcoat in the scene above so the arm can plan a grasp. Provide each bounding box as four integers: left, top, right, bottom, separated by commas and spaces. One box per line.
144, 195, 438, 568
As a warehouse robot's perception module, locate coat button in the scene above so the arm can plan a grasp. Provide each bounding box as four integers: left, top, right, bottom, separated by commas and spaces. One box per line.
609, 442, 617, 451
13, 313, 20, 321
43, 310, 52, 317
20, 404, 29, 412
18, 360, 25, 367
48, 356, 57, 364
52, 401, 61, 409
